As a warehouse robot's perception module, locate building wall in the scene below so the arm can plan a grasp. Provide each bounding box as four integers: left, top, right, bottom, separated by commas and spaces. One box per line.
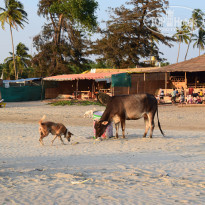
113, 73, 172, 96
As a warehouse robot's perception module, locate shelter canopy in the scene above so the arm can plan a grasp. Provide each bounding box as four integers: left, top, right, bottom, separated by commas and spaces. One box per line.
3, 78, 41, 84
43, 72, 123, 81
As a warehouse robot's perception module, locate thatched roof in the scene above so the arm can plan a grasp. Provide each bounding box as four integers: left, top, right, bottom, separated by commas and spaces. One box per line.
152, 54, 205, 73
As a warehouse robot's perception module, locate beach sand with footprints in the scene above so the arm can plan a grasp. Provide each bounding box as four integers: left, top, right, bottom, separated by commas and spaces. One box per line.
0, 101, 205, 204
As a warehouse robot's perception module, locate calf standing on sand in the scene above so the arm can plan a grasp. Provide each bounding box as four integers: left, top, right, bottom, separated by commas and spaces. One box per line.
94, 94, 164, 139
39, 115, 73, 145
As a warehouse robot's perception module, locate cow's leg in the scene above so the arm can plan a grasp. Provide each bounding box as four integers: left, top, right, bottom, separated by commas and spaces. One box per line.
143, 114, 149, 138
148, 113, 155, 138
121, 119, 126, 138
115, 123, 120, 138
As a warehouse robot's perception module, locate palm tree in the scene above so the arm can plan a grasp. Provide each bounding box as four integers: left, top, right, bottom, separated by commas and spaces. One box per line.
4, 42, 32, 78
184, 9, 204, 60
193, 29, 205, 56
173, 23, 190, 63
0, 0, 28, 79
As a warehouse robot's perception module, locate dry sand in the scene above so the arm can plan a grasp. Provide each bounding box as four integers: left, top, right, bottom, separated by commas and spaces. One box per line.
0, 101, 205, 204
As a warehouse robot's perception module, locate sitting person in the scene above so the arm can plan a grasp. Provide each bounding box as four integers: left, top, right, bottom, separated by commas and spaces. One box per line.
195, 96, 202, 104
159, 89, 165, 103
180, 87, 185, 103
171, 88, 177, 104
186, 95, 194, 104
192, 92, 199, 97
199, 89, 203, 97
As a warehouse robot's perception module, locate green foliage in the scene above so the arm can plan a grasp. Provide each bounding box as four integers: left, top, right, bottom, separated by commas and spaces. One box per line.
50, 0, 98, 32
34, 0, 98, 76
91, 0, 173, 68
184, 9, 205, 60
49, 100, 103, 106
161, 62, 170, 67
0, 0, 28, 30
89, 60, 112, 69
173, 23, 190, 62
0, 0, 28, 79
193, 29, 205, 55
4, 42, 32, 79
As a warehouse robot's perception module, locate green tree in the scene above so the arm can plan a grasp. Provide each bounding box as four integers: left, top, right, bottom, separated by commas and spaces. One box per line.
193, 29, 205, 56
90, 0, 173, 68
33, 0, 98, 76
184, 9, 204, 60
4, 42, 32, 79
173, 23, 190, 63
0, 0, 28, 79
0, 62, 10, 80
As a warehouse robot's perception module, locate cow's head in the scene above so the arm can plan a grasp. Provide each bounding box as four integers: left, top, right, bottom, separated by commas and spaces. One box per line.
94, 120, 109, 138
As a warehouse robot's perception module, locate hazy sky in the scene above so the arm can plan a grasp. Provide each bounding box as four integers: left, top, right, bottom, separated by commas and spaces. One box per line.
0, 0, 205, 65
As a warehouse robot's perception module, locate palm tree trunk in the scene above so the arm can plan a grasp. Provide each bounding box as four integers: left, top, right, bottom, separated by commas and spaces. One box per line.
185, 25, 194, 61
177, 40, 181, 63
10, 25, 17, 79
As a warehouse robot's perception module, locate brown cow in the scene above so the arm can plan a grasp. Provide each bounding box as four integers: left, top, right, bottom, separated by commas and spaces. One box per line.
94, 94, 164, 139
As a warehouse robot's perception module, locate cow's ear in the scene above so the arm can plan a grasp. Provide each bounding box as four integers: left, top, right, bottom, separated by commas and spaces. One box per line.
102, 121, 109, 125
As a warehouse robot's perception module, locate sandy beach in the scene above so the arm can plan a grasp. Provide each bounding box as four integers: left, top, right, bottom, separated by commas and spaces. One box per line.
0, 101, 205, 204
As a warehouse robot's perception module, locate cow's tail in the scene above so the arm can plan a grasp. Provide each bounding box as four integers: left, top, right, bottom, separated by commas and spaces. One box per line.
156, 106, 165, 137
39, 115, 46, 125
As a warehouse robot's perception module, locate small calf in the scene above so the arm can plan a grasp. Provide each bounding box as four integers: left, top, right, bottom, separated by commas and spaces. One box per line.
39, 115, 73, 145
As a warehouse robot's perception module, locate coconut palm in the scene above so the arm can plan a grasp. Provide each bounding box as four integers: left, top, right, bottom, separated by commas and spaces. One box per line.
184, 9, 204, 60
173, 23, 190, 63
4, 42, 32, 78
193, 29, 205, 56
0, 0, 28, 79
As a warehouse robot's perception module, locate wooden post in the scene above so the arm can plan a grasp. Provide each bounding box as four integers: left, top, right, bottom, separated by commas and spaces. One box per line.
144, 73, 146, 93
76, 79, 79, 99
195, 75, 197, 88
165, 72, 167, 95
41, 79, 44, 101
185, 72, 187, 98
137, 81, 139, 94
92, 80, 95, 99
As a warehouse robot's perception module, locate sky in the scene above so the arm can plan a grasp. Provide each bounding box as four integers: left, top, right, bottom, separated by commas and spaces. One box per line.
0, 0, 205, 65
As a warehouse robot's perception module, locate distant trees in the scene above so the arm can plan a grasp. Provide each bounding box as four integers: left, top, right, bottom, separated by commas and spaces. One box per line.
173, 8, 205, 62
4, 42, 32, 78
32, 0, 98, 76
184, 9, 204, 60
90, 0, 173, 68
193, 29, 205, 56
173, 23, 190, 63
0, 0, 28, 79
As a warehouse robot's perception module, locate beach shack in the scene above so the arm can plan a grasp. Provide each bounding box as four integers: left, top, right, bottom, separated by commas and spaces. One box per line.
43, 72, 121, 100
150, 54, 205, 96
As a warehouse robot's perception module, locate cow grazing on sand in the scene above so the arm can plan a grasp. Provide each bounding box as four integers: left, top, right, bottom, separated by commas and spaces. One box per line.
94, 94, 164, 139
